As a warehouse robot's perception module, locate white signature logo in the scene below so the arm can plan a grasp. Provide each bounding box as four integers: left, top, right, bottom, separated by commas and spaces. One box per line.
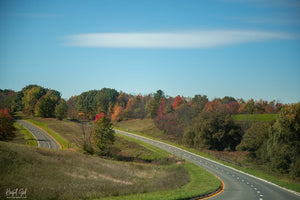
6, 188, 27, 199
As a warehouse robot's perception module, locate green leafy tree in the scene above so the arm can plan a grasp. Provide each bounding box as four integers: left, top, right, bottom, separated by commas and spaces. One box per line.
67, 96, 77, 119
237, 122, 270, 158
93, 114, 115, 156
183, 128, 195, 147
55, 99, 68, 120
76, 90, 98, 119
14, 91, 24, 111
191, 111, 242, 151
221, 96, 236, 104
34, 90, 61, 118
35, 96, 54, 117
0, 108, 16, 141
191, 94, 208, 113
96, 88, 119, 114
149, 90, 165, 118
267, 103, 300, 175
14, 85, 40, 112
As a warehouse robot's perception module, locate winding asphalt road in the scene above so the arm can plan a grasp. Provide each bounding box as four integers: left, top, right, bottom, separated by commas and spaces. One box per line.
115, 129, 300, 200
16, 120, 61, 149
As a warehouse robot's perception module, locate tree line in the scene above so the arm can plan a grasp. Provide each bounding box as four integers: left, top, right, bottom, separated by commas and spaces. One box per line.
0, 85, 67, 119
0, 85, 299, 178
0, 86, 283, 121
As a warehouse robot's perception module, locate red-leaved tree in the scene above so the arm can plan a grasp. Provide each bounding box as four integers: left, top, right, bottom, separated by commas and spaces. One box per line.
94, 113, 105, 123
0, 108, 16, 140
172, 95, 184, 110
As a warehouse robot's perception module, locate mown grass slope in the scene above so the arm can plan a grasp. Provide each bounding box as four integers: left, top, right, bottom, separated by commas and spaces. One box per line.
232, 114, 277, 122
0, 142, 189, 200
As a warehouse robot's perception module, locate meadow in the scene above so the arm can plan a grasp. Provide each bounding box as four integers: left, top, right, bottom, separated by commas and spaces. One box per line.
0, 142, 190, 199
1, 115, 221, 199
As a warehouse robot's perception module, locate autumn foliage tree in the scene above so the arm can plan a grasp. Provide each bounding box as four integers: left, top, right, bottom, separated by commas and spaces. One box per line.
0, 90, 16, 112
22, 86, 47, 115
172, 95, 185, 110
0, 108, 16, 141
154, 98, 184, 136
116, 92, 130, 108
111, 105, 123, 122
204, 99, 222, 112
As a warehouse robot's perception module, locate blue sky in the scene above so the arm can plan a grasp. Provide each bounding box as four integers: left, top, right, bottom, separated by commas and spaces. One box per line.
0, 0, 299, 103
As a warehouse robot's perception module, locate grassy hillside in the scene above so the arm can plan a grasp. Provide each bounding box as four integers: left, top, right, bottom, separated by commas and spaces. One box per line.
7, 116, 222, 199
0, 142, 190, 200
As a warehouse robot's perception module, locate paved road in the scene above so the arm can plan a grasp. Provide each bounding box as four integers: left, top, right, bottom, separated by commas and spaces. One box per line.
17, 120, 61, 149
115, 129, 300, 200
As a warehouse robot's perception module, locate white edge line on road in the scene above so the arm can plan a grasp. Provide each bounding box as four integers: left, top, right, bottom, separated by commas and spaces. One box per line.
47, 141, 51, 149
115, 129, 300, 197
27, 121, 62, 149
18, 120, 61, 149
17, 120, 40, 148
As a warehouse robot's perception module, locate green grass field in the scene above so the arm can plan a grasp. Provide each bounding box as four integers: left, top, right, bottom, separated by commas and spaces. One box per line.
232, 114, 277, 122
8, 115, 222, 199
0, 141, 192, 199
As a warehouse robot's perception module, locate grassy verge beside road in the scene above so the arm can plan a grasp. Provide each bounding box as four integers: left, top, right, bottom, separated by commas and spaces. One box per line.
115, 119, 300, 193
100, 162, 221, 200
14, 112, 69, 149
12, 123, 38, 146
25, 119, 68, 149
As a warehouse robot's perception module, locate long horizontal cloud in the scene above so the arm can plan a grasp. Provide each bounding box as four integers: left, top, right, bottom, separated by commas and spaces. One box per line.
64, 30, 295, 49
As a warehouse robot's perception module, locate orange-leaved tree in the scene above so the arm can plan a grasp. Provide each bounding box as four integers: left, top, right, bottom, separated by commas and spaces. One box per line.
111, 106, 123, 122
172, 95, 184, 110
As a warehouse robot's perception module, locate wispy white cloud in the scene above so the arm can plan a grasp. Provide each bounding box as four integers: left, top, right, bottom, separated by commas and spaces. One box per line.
63, 30, 296, 49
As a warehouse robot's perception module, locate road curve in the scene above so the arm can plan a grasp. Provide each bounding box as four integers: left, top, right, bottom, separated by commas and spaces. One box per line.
16, 120, 61, 149
115, 129, 300, 200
